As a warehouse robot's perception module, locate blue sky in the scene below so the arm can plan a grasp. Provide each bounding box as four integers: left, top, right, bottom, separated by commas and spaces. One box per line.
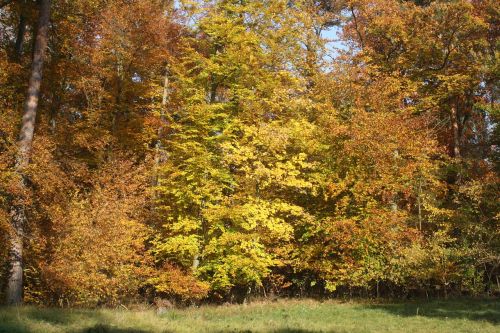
321, 26, 349, 59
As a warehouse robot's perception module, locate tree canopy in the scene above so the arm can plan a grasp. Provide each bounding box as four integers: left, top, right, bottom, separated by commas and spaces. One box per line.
0, 0, 498, 306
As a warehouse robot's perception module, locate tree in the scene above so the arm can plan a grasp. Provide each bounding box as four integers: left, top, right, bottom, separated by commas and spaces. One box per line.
6, 0, 51, 305
0, 0, 497, 304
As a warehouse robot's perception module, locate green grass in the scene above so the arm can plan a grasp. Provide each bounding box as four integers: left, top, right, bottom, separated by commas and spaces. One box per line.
0, 298, 498, 333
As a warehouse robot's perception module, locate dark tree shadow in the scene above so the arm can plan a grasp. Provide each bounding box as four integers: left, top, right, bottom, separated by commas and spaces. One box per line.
269, 328, 335, 333
363, 299, 500, 324
0, 325, 30, 333
25, 307, 83, 325
75, 324, 155, 333
0, 308, 160, 333
211, 327, 336, 333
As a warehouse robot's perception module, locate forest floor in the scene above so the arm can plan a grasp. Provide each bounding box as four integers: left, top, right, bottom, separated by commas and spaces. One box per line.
0, 298, 498, 333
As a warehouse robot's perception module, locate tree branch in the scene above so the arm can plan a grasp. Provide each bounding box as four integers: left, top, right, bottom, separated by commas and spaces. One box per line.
350, 6, 364, 50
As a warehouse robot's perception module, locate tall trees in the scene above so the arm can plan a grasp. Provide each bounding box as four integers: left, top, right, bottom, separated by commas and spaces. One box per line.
334, 0, 499, 295
151, 0, 327, 299
23, 0, 178, 306
0, 0, 498, 304
1, 0, 179, 305
6, 0, 51, 305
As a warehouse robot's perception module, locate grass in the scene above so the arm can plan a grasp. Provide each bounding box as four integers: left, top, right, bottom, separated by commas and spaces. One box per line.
0, 298, 498, 333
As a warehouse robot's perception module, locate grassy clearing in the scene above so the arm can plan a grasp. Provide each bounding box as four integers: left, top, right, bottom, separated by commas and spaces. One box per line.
0, 298, 498, 333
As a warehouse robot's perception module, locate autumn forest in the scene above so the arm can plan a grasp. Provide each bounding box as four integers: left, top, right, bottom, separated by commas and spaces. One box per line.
0, 0, 498, 308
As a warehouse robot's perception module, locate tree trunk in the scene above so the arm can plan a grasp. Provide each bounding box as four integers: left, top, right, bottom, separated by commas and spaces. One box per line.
152, 68, 169, 187
417, 175, 422, 231
450, 105, 460, 158
6, 0, 51, 306
14, 11, 27, 59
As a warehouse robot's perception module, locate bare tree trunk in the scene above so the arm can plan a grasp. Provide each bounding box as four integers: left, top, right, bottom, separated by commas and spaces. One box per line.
450, 105, 461, 158
15, 15, 27, 59
417, 176, 422, 231
6, 0, 51, 305
14, 2, 27, 60
152, 68, 169, 187
390, 149, 399, 212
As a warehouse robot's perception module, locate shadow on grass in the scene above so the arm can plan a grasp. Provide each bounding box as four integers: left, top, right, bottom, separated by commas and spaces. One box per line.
364, 298, 500, 324
25, 307, 84, 325
0, 307, 160, 333
268, 328, 335, 333
75, 324, 154, 333
210, 328, 336, 333
0, 324, 29, 333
